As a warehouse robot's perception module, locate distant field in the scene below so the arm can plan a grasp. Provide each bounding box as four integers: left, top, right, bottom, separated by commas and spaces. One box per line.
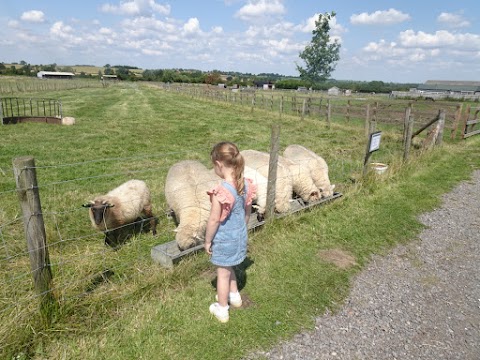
3, 63, 144, 77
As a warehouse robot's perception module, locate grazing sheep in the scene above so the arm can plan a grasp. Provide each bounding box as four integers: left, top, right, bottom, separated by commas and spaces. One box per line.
83, 179, 157, 240
278, 155, 320, 203
241, 149, 293, 213
165, 160, 221, 250
283, 145, 335, 198
244, 165, 268, 219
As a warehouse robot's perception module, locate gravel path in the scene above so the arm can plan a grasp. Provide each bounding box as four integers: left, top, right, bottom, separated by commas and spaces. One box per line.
247, 170, 480, 360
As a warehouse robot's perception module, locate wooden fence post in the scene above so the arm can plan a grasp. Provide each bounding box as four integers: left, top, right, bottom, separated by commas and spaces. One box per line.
450, 104, 463, 139
346, 100, 350, 122
301, 98, 306, 120
251, 93, 256, 113
435, 109, 446, 145
403, 115, 414, 161
265, 124, 280, 220
279, 95, 284, 119
327, 99, 332, 129
13, 156, 56, 321
403, 104, 412, 145
365, 104, 371, 138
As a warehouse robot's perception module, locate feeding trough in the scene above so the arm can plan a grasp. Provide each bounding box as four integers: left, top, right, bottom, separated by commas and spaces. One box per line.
0, 97, 72, 125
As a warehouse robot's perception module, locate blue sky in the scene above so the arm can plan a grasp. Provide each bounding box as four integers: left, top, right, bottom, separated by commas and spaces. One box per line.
1, 0, 480, 83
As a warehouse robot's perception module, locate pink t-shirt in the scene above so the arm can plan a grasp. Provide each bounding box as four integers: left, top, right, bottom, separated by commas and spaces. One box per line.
207, 178, 257, 222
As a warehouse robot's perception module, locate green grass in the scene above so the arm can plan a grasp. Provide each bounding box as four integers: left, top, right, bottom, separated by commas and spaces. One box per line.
0, 81, 479, 359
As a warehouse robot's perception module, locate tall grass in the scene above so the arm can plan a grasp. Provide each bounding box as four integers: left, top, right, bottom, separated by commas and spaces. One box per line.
0, 81, 479, 359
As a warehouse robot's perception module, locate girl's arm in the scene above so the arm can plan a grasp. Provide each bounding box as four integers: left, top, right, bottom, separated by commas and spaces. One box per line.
245, 203, 252, 225
204, 196, 222, 255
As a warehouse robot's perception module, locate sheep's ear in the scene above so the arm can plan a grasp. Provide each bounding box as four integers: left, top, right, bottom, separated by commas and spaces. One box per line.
82, 202, 93, 208
107, 204, 115, 208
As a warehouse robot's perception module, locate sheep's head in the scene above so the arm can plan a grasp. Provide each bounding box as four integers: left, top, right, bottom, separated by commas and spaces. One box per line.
309, 190, 320, 202
174, 222, 206, 251
83, 200, 115, 225
319, 184, 335, 198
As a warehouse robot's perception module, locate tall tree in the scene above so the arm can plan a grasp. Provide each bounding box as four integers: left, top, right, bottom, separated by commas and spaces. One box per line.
296, 11, 341, 84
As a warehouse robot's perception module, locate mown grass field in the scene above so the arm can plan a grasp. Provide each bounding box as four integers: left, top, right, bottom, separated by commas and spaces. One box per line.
0, 79, 479, 359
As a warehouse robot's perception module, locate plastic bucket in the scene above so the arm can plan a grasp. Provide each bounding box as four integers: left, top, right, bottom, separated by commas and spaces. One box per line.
370, 162, 388, 175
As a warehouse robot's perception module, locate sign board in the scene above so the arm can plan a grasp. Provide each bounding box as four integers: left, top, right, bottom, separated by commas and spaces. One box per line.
368, 131, 382, 153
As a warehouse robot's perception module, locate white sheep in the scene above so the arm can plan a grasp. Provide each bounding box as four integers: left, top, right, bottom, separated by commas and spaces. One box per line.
165, 160, 221, 250
244, 165, 268, 218
283, 145, 335, 198
240, 149, 293, 213
83, 179, 157, 236
278, 155, 320, 203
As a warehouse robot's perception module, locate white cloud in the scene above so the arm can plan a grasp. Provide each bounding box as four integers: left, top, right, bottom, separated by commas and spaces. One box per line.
183, 18, 201, 34
212, 26, 223, 34
235, 0, 285, 21
437, 12, 470, 28
7, 20, 20, 28
99, 27, 114, 35
50, 21, 73, 36
100, 0, 170, 16
399, 29, 480, 50
20, 10, 45, 23
350, 8, 410, 25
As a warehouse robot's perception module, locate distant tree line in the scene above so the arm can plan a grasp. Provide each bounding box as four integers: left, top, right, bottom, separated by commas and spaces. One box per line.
0, 61, 418, 93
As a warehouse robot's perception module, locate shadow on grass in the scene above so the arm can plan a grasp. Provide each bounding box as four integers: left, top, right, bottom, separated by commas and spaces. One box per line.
210, 256, 255, 292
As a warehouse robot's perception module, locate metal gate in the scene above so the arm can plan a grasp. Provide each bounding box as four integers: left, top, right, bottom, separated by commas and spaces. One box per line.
1, 97, 63, 125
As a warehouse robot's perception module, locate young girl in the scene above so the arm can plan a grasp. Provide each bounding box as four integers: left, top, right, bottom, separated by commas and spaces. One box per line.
205, 142, 256, 323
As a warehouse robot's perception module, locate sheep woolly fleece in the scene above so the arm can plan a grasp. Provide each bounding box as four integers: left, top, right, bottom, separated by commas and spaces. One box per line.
283, 145, 335, 198
86, 179, 156, 233
165, 160, 221, 250
278, 155, 320, 202
244, 165, 267, 215
241, 149, 293, 213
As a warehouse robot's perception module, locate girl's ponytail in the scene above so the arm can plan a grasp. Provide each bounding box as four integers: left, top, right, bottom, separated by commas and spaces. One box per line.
211, 142, 245, 195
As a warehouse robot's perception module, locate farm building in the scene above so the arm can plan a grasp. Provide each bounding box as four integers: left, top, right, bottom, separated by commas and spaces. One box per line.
37, 71, 75, 79
417, 80, 480, 95
327, 86, 340, 96
392, 80, 480, 100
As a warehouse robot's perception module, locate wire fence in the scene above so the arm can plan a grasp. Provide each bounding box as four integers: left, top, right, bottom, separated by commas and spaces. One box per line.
0, 86, 473, 351
153, 82, 463, 132
0, 77, 105, 94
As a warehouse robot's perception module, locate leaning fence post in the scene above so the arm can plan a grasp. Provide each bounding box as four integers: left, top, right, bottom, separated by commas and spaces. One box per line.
403, 115, 414, 161
435, 109, 446, 145
265, 124, 280, 220
13, 156, 56, 321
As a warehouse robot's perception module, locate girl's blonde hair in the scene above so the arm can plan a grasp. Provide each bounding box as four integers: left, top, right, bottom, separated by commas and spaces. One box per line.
211, 141, 245, 195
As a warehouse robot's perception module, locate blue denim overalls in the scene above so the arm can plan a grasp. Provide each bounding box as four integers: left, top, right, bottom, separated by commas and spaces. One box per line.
210, 181, 248, 267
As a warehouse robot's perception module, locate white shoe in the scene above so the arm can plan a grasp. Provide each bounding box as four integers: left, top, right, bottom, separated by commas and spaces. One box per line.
216, 292, 243, 308
209, 302, 229, 323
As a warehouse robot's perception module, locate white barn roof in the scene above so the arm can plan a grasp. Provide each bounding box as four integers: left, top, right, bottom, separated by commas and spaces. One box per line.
37, 71, 75, 78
